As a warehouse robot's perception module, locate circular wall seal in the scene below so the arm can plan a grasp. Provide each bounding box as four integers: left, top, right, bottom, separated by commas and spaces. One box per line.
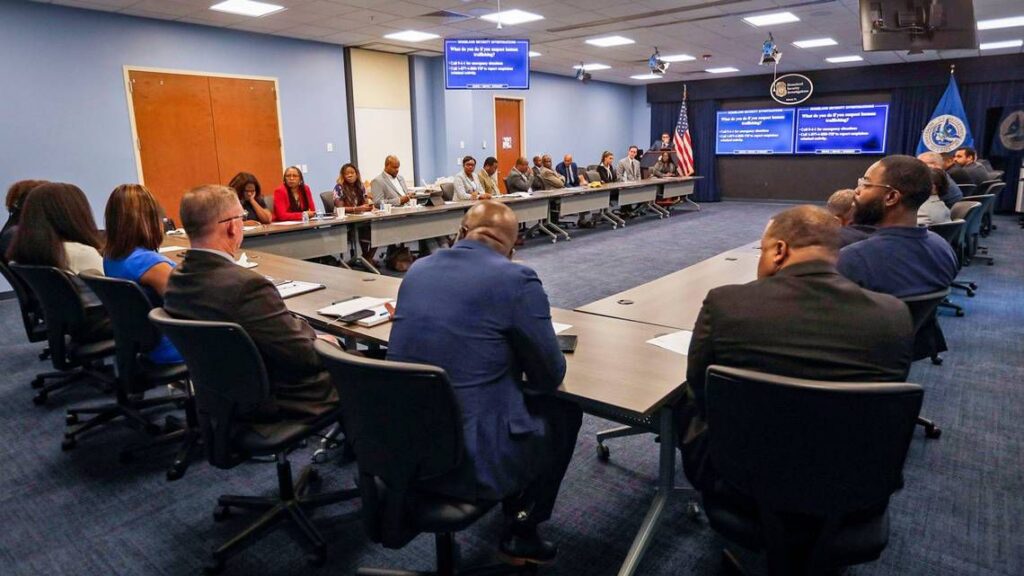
998, 110, 1024, 152
922, 114, 968, 153
770, 74, 813, 105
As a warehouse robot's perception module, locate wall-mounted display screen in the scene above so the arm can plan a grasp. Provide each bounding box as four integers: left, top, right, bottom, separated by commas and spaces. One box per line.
715, 104, 888, 155
715, 108, 796, 155
444, 39, 530, 90
795, 104, 889, 154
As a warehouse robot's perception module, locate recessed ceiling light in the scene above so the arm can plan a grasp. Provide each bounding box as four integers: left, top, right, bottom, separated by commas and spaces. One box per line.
479, 9, 544, 26
980, 39, 1024, 50
706, 67, 739, 73
383, 30, 440, 42
585, 36, 635, 47
660, 53, 696, 62
210, 0, 284, 17
826, 55, 863, 63
793, 37, 838, 48
977, 16, 1024, 30
529, 51, 542, 58
743, 12, 800, 27
573, 63, 611, 71
630, 73, 663, 80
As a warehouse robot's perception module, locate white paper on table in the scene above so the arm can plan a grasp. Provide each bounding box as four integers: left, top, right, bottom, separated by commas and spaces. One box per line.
317, 296, 393, 317
551, 322, 572, 335
270, 221, 303, 226
158, 246, 185, 253
242, 225, 262, 231
646, 330, 693, 356
235, 252, 258, 269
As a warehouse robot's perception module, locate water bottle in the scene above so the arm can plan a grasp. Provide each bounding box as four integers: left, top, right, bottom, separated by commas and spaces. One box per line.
302, 210, 309, 224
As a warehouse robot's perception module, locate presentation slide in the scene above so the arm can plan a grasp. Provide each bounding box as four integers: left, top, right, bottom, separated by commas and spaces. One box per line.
715, 108, 795, 155
444, 39, 530, 90
795, 104, 889, 154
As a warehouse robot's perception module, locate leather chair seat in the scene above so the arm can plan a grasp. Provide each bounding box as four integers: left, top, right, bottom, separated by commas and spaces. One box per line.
68, 338, 116, 362
137, 359, 189, 386
413, 493, 494, 533
232, 409, 341, 456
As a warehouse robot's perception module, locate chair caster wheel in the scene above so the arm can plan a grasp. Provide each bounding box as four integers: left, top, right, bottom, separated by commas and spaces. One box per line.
685, 501, 702, 519
203, 559, 225, 575
32, 392, 48, 405
925, 426, 942, 439
166, 464, 185, 482
931, 356, 943, 365
596, 444, 610, 462
955, 309, 965, 317
61, 438, 76, 451
969, 282, 978, 290
213, 506, 231, 522
31, 377, 44, 389
967, 290, 975, 297
311, 450, 330, 464
66, 413, 79, 425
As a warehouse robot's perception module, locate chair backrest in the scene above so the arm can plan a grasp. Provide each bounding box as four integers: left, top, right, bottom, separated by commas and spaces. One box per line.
927, 220, 966, 268
0, 260, 46, 343
586, 164, 599, 172
901, 289, 950, 334
959, 195, 993, 241
10, 264, 93, 369
439, 181, 455, 201
259, 195, 273, 211
705, 365, 922, 517
900, 289, 950, 362
80, 272, 166, 393
149, 308, 271, 468
949, 200, 979, 222
319, 190, 335, 214
983, 182, 1005, 200
315, 341, 463, 548
586, 170, 601, 183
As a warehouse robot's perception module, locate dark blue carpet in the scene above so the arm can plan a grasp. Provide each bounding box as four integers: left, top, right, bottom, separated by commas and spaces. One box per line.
0, 201, 1021, 575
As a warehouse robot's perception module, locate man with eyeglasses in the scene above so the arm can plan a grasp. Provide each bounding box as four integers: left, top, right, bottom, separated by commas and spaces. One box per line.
164, 184, 339, 427
837, 155, 958, 298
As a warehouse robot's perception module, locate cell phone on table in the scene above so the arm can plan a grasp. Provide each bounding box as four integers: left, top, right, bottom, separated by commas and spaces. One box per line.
557, 334, 578, 353
339, 309, 375, 324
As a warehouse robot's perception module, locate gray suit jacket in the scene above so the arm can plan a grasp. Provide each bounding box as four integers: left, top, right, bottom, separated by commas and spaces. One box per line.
616, 157, 640, 182
505, 168, 535, 193
371, 172, 409, 206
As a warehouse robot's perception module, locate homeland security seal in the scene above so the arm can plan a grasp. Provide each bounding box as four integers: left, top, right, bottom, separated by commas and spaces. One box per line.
999, 110, 1024, 152
922, 115, 967, 152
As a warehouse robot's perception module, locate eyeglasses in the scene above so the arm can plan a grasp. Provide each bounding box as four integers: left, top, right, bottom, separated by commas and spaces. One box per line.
856, 178, 900, 194
217, 214, 245, 224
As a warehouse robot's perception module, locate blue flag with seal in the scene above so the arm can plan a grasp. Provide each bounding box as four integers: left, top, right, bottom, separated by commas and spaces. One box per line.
917, 74, 973, 155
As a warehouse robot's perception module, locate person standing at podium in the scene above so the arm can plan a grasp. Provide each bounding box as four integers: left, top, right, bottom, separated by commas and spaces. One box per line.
651, 132, 672, 150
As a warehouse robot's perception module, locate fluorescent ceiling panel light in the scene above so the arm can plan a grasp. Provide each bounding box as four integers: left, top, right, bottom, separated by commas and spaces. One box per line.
793, 37, 838, 48
631, 73, 662, 80
585, 35, 635, 47
706, 67, 739, 73
210, 0, 284, 17
743, 12, 800, 27
826, 55, 863, 63
479, 9, 544, 26
977, 16, 1024, 31
660, 53, 696, 62
529, 51, 542, 57
383, 30, 440, 42
980, 39, 1023, 50
573, 63, 611, 71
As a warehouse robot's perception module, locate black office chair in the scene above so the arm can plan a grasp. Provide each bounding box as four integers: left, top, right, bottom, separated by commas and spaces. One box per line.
149, 309, 358, 573
960, 195, 995, 266
702, 365, 922, 576
79, 273, 198, 478
315, 341, 536, 576
0, 260, 68, 383
9, 264, 115, 405
900, 289, 949, 440
956, 183, 976, 197
927, 219, 972, 316
440, 181, 455, 202
977, 182, 1005, 236
586, 170, 601, 184
319, 190, 335, 214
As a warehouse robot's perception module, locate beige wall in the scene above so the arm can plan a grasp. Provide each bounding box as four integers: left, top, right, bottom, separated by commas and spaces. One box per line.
349, 49, 415, 182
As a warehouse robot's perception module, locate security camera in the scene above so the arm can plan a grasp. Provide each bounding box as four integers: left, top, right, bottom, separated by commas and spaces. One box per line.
648, 48, 669, 75
575, 63, 592, 83
760, 33, 781, 65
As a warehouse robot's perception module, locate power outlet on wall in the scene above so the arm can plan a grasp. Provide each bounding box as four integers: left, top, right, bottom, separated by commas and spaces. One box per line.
326, 142, 334, 152
300, 164, 308, 173
481, 140, 487, 149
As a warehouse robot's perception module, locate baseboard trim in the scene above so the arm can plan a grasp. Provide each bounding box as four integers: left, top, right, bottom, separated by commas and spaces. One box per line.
0, 290, 14, 301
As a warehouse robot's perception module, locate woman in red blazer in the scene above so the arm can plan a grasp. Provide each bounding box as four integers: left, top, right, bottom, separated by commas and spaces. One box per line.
273, 166, 316, 221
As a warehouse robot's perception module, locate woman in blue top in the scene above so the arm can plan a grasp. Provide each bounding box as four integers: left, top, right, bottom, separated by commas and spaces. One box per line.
102, 184, 182, 364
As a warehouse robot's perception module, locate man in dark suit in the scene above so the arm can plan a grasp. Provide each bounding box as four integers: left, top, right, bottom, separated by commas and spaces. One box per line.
164, 185, 339, 425
942, 152, 973, 186
505, 156, 539, 193
651, 132, 672, 150
555, 154, 586, 187
387, 201, 582, 565
953, 146, 993, 187
677, 205, 913, 491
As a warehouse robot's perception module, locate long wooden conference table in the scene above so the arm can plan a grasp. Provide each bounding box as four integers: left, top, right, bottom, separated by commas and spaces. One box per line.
160, 219, 753, 576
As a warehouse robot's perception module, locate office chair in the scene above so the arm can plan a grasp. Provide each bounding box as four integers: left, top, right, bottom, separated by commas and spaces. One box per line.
977, 182, 1005, 236
149, 309, 358, 574
927, 220, 971, 316
960, 195, 995, 265
702, 365, 922, 576
0, 260, 65, 377
586, 170, 601, 184
319, 190, 335, 215
79, 273, 198, 478
440, 182, 455, 202
956, 183, 976, 197
260, 195, 273, 211
9, 264, 115, 405
900, 289, 949, 439
315, 341, 537, 576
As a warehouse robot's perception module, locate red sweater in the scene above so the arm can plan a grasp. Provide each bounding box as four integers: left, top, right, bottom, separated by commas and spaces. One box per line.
273, 184, 315, 221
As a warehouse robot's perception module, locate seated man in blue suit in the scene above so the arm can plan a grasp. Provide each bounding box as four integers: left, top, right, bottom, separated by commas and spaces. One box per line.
387, 201, 582, 565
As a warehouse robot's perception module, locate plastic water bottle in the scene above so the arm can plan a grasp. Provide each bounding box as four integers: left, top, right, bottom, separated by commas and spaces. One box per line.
302, 210, 309, 224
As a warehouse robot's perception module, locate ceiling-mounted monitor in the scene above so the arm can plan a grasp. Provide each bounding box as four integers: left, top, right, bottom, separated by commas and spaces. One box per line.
445, 39, 530, 90
860, 0, 977, 52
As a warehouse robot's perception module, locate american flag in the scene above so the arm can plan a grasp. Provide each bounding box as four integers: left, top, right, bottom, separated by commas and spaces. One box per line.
674, 87, 695, 176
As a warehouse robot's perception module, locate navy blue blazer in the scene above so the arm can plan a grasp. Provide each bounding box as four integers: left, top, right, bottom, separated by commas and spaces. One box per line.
555, 162, 581, 187
387, 239, 566, 501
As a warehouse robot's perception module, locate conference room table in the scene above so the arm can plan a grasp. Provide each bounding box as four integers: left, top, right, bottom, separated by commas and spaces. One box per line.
575, 241, 761, 331
158, 237, 690, 576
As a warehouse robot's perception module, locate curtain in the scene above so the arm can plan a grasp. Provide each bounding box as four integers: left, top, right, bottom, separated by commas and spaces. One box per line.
651, 99, 721, 202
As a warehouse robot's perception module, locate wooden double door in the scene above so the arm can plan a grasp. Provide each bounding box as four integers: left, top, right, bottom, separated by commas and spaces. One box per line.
127, 69, 284, 221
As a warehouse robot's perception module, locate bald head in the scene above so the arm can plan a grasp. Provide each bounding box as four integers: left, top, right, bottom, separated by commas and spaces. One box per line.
384, 155, 400, 177
917, 151, 943, 170
758, 205, 840, 278
460, 200, 519, 257
826, 188, 856, 226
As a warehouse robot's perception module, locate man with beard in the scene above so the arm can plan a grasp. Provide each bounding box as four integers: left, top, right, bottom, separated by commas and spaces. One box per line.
837, 155, 958, 298
825, 188, 876, 248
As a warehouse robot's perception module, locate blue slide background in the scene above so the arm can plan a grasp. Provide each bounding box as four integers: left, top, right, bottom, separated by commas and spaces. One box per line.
445, 39, 530, 90
715, 109, 795, 154
795, 104, 889, 154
